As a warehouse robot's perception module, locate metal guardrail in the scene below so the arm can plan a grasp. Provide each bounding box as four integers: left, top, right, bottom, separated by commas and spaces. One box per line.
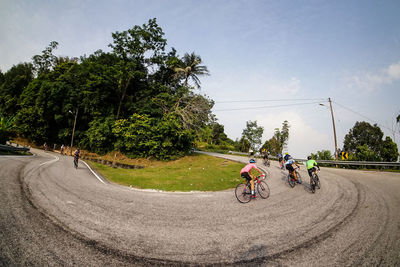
0, 144, 30, 152
226, 151, 400, 167
299, 159, 400, 167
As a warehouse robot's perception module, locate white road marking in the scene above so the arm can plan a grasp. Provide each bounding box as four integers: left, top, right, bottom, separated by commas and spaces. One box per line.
39, 155, 59, 166
81, 160, 106, 185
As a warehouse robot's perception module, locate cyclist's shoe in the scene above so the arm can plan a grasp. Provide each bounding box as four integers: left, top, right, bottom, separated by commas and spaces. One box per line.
252, 194, 257, 199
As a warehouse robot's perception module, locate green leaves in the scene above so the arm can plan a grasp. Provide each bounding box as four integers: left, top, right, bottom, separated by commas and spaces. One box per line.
0, 19, 212, 160
113, 113, 193, 159
173, 52, 210, 88
242, 120, 264, 151
343, 121, 399, 162
0, 114, 16, 144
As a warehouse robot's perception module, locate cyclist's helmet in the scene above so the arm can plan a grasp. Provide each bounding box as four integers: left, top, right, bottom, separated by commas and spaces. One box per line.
249, 159, 256, 163
285, 152, 288, 155
307, 156, 312, 160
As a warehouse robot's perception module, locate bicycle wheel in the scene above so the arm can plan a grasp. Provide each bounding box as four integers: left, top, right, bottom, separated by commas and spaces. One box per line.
288, 174, 295, 188
295, 170, 302, 184
315, 174, 321, 189
257, 180, 270, 199
235, 183, 251, 203
310, 175, 316, 193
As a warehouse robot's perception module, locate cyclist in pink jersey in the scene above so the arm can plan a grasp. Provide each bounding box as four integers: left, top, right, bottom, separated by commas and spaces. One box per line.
240, 159, 263, 198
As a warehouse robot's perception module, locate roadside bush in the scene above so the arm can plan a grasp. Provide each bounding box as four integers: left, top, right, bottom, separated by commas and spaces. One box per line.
113, 113, 193, 160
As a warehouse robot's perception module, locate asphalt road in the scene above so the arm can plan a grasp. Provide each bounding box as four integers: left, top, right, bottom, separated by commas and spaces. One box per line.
1, 149, 400, 266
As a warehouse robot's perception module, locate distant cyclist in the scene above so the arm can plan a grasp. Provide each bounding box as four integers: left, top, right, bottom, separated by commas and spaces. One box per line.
240, 159, 264, 198
285, 156, 300, 182
277, 152, 283, 168
262, 150, 270, 166
73, 148, 81, 168
306, 156, 320, 178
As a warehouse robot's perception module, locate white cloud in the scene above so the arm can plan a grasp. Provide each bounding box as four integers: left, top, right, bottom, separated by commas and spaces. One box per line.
279, 77, 301, 94
388, 62, 400, 79
348, 61, 400, 92
256, 111, 332, 158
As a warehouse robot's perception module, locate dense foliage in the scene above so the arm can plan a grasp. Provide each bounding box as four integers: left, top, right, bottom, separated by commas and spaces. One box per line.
241, 120, 264, 152
0, 19, 220, 159
261, 120, 290, 155
343, 121, 398, 162
0, 114, 15, 144
310, 150, 333, 160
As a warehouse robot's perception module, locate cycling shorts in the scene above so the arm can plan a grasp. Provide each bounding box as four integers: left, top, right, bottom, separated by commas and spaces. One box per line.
307, 167, 317, 177
286, 164, 294, 172
241, 172, 252, 182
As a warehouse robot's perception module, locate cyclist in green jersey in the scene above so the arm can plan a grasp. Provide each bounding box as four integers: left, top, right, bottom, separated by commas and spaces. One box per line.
306, 156, 320, 177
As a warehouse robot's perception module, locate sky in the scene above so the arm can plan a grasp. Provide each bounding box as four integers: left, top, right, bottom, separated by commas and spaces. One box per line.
1, 0, 400, 158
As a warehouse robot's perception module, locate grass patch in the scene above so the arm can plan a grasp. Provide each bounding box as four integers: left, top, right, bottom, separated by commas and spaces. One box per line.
0, 150, 32, 156
89, 153, 245, 191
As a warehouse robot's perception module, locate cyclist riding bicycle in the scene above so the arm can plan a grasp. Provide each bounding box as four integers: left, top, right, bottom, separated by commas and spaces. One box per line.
240, 159, 263, 198
285, 156, 300, 182
74, 148, 81, 164
306, 156, 320, 178
277, 152, 283, 168
262, 151, 269, 165
284, 152, 291, 162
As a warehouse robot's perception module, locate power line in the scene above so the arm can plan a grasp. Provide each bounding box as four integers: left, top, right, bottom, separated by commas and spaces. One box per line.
213, 101, 323, 112
333, 100, 399, 137
215, 98, 327, 104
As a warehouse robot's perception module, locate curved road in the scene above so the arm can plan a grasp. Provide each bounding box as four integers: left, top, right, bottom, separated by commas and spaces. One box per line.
1, 149, 400, 266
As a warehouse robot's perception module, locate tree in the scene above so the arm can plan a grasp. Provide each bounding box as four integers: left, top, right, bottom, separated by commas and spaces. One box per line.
235, 136, 251, 153
241, 120, 264, 151
32, 41, 59, 76
0, 70, 4, 85
343, 121, 383, 157
0, 114, 15, 144
2, 19, 214, 160
113, 113, 193, 159
381, 136, 399, 162
109, 18, 167, 119
343, 121, 399, 162
263, 120, 290, 154
0, 63, 34, 116
310, 150, 333, 160
261, 136, 279, 155
174, 52, 210, 88
173, 93, 214, 130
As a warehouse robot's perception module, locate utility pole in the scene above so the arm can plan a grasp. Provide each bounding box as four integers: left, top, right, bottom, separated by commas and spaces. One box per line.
70, 108, 78, 155
328, 98, 338, 160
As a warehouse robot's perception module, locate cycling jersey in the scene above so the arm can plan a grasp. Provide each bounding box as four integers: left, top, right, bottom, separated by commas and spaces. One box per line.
240, 163, 258, 174
306, 159, 318, 170
285, 159, 295, 165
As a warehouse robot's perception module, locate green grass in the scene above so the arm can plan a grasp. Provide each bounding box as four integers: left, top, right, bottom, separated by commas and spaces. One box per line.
0, 150, 32, 156
89, 153, 245, 191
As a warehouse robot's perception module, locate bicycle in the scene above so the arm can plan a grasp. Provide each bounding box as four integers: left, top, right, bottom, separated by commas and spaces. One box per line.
73, 157, 79, 169
263, 157, 270, 167
288, 167, 302, 188
280, 160, 285, 169
235, 175, 270, 203
310, 169, 321, 193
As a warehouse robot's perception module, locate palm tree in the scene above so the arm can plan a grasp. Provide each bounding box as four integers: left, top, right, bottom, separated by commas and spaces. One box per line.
174, 52, 210, 88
